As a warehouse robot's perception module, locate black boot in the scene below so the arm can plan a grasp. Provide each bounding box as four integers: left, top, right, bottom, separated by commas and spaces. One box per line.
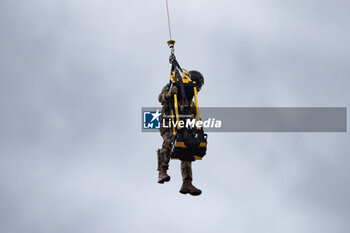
157, 149, 171, 184
158, 166, 170, 184
179, 179, 202, 196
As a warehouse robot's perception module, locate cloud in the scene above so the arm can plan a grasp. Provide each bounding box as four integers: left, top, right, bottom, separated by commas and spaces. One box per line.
0, 0, 349, 233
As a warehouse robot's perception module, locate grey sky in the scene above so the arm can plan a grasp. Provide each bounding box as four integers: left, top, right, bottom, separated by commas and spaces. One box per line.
0, 0, 349, 233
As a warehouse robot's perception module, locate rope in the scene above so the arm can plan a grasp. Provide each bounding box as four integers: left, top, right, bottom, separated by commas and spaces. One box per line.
166, 0, 173, 40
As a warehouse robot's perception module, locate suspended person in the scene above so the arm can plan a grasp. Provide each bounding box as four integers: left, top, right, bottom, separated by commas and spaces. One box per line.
157, 70, 205, 196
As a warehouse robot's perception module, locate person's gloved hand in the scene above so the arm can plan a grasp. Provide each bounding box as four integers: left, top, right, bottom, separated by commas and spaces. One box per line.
165, 86, 178, 99
170, 86, 178, 94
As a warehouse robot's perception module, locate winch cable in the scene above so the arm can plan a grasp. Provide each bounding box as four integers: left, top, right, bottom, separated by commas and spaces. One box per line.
165, 0, 188, 109
165, 0, 176, 66
166, 0, 173, 41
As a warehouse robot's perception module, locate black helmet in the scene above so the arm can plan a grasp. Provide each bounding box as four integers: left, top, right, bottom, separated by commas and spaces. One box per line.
189, 70, 204, 91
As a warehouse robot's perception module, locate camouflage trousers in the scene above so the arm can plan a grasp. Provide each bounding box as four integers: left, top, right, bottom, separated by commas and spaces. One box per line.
160, 127, 193, 181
